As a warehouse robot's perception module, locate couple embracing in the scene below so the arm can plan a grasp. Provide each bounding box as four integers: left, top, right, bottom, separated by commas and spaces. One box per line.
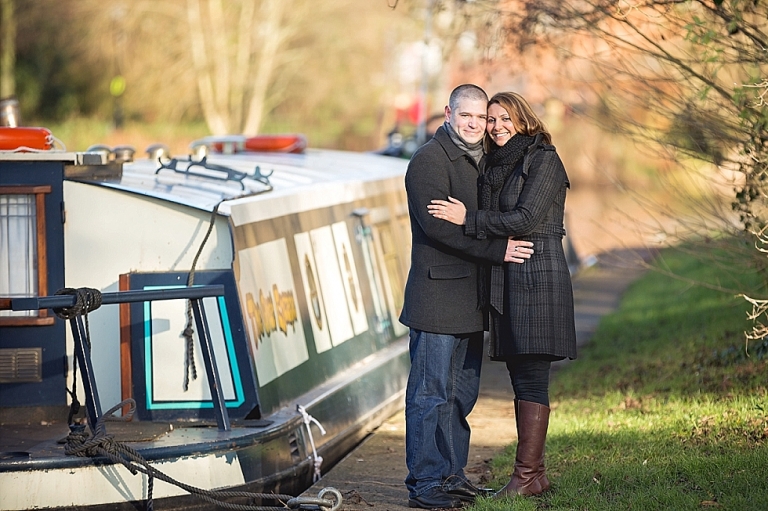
399, 84, 577, 509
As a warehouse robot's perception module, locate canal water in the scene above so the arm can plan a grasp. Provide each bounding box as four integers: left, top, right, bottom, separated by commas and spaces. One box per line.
564, 184, 674, 260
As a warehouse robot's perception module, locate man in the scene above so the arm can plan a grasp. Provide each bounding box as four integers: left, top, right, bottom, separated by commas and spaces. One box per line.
399, 84, 534, 509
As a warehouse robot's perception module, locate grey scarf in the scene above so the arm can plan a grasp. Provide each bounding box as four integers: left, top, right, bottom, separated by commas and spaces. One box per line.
444, 121, 484, 166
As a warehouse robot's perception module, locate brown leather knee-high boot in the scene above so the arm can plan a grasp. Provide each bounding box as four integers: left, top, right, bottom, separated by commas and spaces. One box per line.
515, 399, 549, 488
495, 400, 550, 497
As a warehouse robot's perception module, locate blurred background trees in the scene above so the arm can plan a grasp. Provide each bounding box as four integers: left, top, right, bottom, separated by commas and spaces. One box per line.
1, 0, 766, 338
494, 0, 767, 235
1, 0, 766, 249
0, 0, 14, 100
1, 0, 536, 151
4, 0, 428, 148
483, 0, 767, 344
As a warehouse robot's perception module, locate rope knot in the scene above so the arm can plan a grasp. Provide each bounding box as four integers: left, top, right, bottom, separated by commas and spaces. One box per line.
53, 287, 102, 320
64, 425, 115, 458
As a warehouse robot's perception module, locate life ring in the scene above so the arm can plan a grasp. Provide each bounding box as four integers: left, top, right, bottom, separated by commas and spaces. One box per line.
244, 134, 306, 154
0, 127, 54, 151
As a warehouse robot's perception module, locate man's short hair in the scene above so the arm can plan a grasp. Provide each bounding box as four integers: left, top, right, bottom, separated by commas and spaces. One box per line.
449, 84, 488, 111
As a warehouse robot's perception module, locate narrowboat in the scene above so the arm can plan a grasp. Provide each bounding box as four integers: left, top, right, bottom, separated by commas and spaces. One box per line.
0, 131, 412, 510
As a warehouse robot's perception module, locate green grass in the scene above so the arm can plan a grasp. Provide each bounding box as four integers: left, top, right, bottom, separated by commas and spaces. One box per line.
473, 247, 768, 510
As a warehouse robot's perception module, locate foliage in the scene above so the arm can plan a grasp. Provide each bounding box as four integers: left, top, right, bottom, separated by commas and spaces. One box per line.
472, 248, 768, 510
10, 1, 109, 120
743, 228, 768, 351
3, 0, 430, 148
494, 0, 767, 251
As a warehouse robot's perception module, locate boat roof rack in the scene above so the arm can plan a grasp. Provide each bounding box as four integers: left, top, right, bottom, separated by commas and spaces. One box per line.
155, 155, 272, 190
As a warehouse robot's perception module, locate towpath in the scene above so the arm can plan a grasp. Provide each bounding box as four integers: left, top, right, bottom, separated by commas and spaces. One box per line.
303, 248, 654, 511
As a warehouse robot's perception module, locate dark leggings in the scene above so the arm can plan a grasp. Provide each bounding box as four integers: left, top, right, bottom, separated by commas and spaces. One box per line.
505, 355, 554, 407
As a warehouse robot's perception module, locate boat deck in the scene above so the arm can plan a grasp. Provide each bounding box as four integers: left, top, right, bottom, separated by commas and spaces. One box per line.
0, 411, 276, 465
0, 418, 172, 456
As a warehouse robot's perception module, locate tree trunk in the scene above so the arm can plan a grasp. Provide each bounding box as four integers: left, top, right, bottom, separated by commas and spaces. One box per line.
243, 0, 287, 135
186, 0, 228, 134
0, 0, 16, 99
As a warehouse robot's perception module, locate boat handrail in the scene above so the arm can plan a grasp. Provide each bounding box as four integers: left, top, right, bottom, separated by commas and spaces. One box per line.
11, 285, 232, 433
11, 284, 225, 310
155, 155, 274, 190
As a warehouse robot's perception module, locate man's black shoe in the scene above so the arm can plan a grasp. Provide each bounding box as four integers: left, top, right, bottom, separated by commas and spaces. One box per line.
408, 487, 462, 509
443, 478, 495, 503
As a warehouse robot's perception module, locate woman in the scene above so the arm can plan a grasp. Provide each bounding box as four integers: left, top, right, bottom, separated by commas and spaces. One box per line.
427, 91, 577, 497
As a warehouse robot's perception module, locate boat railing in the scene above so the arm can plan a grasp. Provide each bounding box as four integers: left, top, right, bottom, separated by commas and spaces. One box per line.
11, 285, 233, 432
155, 155, 274, 190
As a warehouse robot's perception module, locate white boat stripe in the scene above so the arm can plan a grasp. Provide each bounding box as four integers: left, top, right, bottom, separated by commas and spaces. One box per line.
0, 452, 245, 509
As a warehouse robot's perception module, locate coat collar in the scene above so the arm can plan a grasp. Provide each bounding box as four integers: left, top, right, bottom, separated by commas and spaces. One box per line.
526, 133, 550, 155
433, 125, 471, 162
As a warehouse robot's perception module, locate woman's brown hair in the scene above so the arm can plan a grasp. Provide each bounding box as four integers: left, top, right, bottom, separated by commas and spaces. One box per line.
485, 92, 551, 151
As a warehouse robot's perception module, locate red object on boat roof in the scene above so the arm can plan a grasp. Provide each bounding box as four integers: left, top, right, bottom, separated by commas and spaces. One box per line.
0, 127, 54, 151
244, 134, 306, 153
194, 134, 308, 155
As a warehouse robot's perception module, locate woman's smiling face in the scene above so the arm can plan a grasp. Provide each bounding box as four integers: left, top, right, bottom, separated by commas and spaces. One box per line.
486, 103, 516, 147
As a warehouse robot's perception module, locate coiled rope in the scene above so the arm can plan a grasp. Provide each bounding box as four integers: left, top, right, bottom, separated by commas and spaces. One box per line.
55, 287, 341, 511
65, 400, 341, 511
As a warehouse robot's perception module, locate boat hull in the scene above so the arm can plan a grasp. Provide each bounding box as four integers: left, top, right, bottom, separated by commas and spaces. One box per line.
0, 336, 408, 510
0, 146, 413, 510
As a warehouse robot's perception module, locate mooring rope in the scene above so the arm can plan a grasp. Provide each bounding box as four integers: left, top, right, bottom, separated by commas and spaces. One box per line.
65, 401, 340, 511
297, 404, 326, 483
56, 286, 341, 511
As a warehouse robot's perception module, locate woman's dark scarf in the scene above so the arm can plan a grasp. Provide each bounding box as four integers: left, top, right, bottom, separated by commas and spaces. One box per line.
479, 133, 535, 314
480, 133, 535, 211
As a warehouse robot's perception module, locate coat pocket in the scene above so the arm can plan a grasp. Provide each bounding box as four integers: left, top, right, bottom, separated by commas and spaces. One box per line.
429, 264, 471, 280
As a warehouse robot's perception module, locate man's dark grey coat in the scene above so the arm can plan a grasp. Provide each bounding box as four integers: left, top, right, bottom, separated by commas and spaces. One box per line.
399, 126, 507, 335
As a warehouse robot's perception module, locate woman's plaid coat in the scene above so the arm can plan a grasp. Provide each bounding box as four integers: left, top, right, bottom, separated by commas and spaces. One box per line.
465, 135, 578, 360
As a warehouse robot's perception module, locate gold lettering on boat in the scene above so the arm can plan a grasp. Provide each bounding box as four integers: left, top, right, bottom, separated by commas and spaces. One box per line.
245, 285, 297, 342
273, 284, 298, 335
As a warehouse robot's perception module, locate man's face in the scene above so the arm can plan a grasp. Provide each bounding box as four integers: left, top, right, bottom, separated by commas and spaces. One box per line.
445, 98, 487, 145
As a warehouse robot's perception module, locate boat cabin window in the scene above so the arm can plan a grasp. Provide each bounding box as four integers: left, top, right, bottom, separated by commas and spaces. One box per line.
376, 224, 405, 313
0, 186, 54, 326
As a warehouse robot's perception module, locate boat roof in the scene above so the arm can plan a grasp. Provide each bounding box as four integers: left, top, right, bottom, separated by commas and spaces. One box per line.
76, 149, 409, 216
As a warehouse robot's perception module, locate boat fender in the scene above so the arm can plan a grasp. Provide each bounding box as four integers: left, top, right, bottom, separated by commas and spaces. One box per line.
0, 126, 54, 151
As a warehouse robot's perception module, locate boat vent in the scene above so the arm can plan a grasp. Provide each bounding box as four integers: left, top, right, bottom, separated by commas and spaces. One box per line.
0, 348, 43, 383
288, 432, 302, 463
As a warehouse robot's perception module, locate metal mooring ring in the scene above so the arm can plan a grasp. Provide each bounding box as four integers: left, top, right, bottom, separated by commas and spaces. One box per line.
317, 487, 342, 511
285, 487, 342, 511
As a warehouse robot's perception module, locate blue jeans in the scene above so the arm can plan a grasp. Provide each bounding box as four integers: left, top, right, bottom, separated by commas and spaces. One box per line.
404, 329, 484, 498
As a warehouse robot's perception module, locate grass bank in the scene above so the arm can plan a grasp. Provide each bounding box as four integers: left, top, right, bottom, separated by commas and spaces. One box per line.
474, 248, 768, 511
